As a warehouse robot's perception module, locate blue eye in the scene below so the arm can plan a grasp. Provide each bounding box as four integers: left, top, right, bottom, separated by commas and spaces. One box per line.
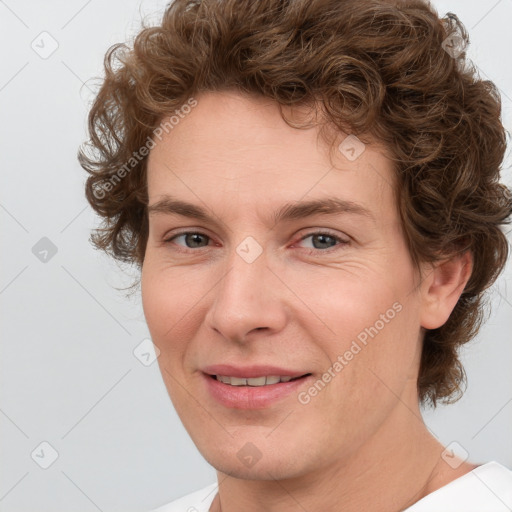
296, 231, 348, 252
163, 230, 349, 254
165, 232, 211, 249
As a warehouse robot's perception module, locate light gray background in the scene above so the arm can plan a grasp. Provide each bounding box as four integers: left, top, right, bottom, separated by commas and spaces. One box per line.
1, 1, 511, 511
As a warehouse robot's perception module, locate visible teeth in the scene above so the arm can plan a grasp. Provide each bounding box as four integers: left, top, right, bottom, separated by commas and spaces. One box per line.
229, 377, 247, 386
215, 375, 298, 386
246, 376, 266, 386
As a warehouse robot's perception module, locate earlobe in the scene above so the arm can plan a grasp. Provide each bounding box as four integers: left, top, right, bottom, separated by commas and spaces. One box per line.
420, 251, 473, 330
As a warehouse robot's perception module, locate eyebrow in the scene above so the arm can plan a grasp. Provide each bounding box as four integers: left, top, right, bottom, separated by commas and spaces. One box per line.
147, 195, 375, 225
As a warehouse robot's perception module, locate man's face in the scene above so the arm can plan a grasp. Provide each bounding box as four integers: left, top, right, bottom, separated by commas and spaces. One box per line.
141, 91, 425, 479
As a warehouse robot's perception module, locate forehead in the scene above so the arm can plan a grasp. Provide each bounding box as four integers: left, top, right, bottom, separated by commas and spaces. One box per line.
146, 91, 397, 222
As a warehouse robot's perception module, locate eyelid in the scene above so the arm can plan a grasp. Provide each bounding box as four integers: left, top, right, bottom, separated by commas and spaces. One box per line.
162, 228, 213, 244
293, 229, 350, 252
163, 227, 350, 254
296, 228, 349, 243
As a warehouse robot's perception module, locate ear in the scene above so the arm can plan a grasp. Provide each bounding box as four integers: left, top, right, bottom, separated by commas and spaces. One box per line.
419, 250, 473, 330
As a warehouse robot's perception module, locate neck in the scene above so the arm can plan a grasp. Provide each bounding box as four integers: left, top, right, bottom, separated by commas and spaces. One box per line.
210, 387, 476, 512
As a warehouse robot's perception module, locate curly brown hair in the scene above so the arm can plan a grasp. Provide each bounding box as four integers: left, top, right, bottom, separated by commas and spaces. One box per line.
78, 0, 512, 407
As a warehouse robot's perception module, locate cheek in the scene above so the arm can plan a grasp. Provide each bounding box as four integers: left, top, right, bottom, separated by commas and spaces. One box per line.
141, 266, 168, 338
141, 266, 197, 406
334, 299, 420, 412
141, 264, 191, 357
141, 262, 218, 378
299, 305, 420, 455
299, 267, 405, 347
302, 269, 420, 406
141, 262, 196, 333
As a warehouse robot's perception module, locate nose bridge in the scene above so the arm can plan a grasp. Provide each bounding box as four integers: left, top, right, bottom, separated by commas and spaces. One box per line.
206, 235, 284, 342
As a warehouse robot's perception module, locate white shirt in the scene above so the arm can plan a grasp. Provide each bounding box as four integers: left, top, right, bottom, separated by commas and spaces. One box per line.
150, 461, 512, 512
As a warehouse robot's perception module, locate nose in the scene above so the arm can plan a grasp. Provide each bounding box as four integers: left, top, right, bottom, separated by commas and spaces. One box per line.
204, 241, 287, 344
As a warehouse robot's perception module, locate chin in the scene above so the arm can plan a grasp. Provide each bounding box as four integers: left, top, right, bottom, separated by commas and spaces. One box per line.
207, 456, 303, 481
196, 437, 313, 481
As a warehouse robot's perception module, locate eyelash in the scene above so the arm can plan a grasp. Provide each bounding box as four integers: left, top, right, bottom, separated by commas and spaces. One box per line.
162, 230, 349, 255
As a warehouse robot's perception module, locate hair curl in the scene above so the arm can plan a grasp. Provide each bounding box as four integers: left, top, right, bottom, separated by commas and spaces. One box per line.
78, 0, 512, 407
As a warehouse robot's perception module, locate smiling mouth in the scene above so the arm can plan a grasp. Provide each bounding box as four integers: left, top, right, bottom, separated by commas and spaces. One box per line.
210, 374, 311, 387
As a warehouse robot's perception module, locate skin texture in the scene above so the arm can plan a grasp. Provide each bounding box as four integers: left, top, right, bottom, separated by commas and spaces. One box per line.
141, 91, 476, 512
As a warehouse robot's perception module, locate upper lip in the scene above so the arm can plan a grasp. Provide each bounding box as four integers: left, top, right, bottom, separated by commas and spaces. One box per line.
202, 364, 310, 379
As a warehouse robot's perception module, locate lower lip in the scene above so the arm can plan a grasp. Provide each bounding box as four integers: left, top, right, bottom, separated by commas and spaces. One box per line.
203, 373, 312, 409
